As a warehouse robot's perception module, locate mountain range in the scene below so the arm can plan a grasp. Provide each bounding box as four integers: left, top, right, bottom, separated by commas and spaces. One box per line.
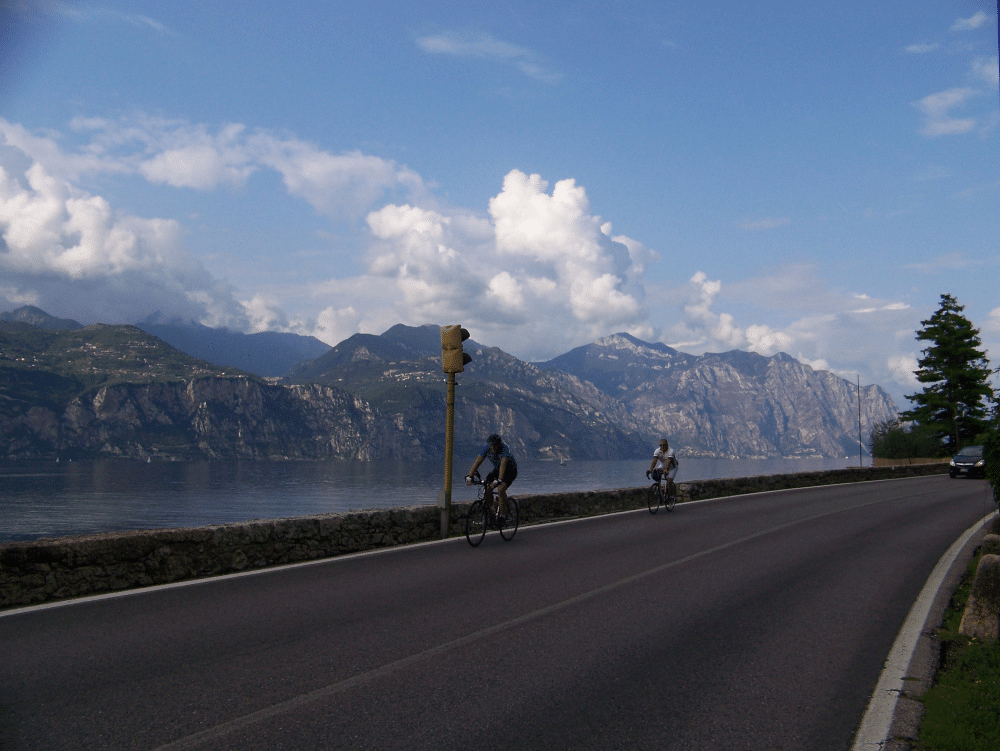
0, 306, 899, 460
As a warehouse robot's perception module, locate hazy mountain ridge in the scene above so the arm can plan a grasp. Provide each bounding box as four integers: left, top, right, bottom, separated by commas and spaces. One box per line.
135, 317, 331, 378
0, 317, 412, 460
0, 307, 332, 378
0, 309, 899, 460
286, 328, 649, 460
538, 333, 898, 458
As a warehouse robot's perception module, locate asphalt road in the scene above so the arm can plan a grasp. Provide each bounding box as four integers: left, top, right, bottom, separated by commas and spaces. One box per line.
1, 475, 994, 750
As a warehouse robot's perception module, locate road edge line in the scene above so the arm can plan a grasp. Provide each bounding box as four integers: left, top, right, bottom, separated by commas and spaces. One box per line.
851, 509, 997, 750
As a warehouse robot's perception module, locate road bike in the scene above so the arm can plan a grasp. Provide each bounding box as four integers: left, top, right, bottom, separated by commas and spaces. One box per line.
464, 471, 519, 546
647, 470, 677, 514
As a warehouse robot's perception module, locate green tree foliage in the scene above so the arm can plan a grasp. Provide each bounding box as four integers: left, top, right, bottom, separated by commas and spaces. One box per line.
984, 431, 1000, 506
867, 418, 944, 459
902, 294, 995, 453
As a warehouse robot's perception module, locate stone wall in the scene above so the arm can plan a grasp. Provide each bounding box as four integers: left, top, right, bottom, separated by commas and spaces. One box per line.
0, 463, 949, 610
873, 457, 947, 467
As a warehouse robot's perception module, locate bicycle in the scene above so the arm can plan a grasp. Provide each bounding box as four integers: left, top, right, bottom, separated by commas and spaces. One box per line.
464, 471, 519, 546
647, 469, 677, 514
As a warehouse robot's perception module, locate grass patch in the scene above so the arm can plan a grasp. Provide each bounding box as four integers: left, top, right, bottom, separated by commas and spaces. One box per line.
918, 552, 1000, 750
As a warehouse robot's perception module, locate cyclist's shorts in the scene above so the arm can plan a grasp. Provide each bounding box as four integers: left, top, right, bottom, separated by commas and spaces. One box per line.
487, 464, 517, 488
653, 466, 677, 482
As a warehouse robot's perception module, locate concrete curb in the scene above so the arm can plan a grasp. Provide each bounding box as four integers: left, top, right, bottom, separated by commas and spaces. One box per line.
851, 510, 999, 751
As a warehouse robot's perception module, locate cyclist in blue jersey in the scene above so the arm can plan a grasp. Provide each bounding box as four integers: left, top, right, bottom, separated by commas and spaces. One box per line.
466, 434, 518, 520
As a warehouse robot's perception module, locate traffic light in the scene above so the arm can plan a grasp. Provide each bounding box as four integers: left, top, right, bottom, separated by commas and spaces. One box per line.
440, 325, 472, 373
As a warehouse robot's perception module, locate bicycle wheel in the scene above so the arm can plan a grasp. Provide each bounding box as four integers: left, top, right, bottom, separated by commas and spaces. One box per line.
647, 483, 661, 514
465, 500, 487, 546
664, 484, 676, 512
498, 498, 519, 541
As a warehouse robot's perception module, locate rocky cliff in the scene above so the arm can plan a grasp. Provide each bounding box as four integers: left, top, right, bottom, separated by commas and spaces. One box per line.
4, 376, 411, 460
539, 333, 900, 458
286, 328, 650, 460
1, 314, 900, 461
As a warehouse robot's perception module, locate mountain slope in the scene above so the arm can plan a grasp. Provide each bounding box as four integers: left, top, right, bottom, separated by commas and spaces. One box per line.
0, 306, 84, 331
0, 311, 901, 460
287, 325, 650, 460
537, 333, 899, 458
136, 319, 331, 377
0, 321, 408, 460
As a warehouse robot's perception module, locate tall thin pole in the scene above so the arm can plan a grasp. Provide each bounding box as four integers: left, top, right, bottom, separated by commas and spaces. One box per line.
440, 371, 457, 538
858, 375, 863, 468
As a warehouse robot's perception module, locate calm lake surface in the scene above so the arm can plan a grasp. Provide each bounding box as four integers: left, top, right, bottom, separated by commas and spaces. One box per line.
0, 456, 861, 542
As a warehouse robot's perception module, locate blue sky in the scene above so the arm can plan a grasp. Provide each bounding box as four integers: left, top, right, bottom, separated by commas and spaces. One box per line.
1, 0, 998, 407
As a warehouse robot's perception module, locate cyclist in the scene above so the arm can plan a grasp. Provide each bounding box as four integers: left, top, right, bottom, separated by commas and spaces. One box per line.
646, 438, 678, 496
466, 434, 518, 521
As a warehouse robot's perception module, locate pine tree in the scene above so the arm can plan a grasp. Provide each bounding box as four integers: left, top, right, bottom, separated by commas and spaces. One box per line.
902, 294, 995, 452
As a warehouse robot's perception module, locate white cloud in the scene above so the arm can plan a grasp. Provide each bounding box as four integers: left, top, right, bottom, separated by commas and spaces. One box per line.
416, 31, 562, 83
905, 42, 940, 54
22, 1, 172, 34
658, 268, 921, 405
887, 354, 920, 387
132, 122, 255, 189
0, 113, 940, 407
951, 12, 992, 32
250, 134, 427, 220
668, 272, 796, 356
913, 88, 979, 136
0, 146, 248, 327
3, 116, 429, 221
489, 170, 644, 326
341, 169, 647, 356
985, 307, 1000, 336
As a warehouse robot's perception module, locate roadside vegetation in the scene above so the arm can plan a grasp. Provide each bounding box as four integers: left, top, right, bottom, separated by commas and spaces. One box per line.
868, 293, 1000, 749
919, 543, 1000, 750
869, 294, 997, 469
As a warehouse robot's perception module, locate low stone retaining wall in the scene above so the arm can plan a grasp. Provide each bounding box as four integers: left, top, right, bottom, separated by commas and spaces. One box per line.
0, 463, 948, 610
873, 457, 947, 467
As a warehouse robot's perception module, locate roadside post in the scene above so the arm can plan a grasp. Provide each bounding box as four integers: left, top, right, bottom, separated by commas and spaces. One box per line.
439, 325, 471, 538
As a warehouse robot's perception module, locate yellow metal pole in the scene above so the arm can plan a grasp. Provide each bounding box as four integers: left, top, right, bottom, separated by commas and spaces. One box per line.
440, 371, 457, 538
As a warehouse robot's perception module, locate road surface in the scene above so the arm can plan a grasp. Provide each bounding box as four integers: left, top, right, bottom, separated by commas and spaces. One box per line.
1, 475, 994, 750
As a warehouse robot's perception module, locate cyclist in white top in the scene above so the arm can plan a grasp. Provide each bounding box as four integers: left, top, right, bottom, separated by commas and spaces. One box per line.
646, 438, 678, 485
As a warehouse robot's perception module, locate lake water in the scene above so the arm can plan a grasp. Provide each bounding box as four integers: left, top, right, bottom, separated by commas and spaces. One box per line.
0, 456, 862, 542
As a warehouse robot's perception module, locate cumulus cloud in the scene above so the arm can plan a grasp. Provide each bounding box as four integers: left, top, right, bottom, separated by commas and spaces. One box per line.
0, 113, 938, 407
0, 144, 248, 327
250, 134, 427, 219
658, 268, 922, 405
3, 116, 428, 220
137, 123, 255, 189
0, 115, 655, 359
666, 271, 791, 354
350, 169, 648, 356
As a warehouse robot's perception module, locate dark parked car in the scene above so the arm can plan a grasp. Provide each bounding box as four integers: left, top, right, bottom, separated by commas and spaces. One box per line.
949, 445, 985, 478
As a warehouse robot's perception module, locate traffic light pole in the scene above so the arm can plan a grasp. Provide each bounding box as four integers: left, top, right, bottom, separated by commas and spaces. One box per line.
439, 324, 470, 539
440, 371, 457, 538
